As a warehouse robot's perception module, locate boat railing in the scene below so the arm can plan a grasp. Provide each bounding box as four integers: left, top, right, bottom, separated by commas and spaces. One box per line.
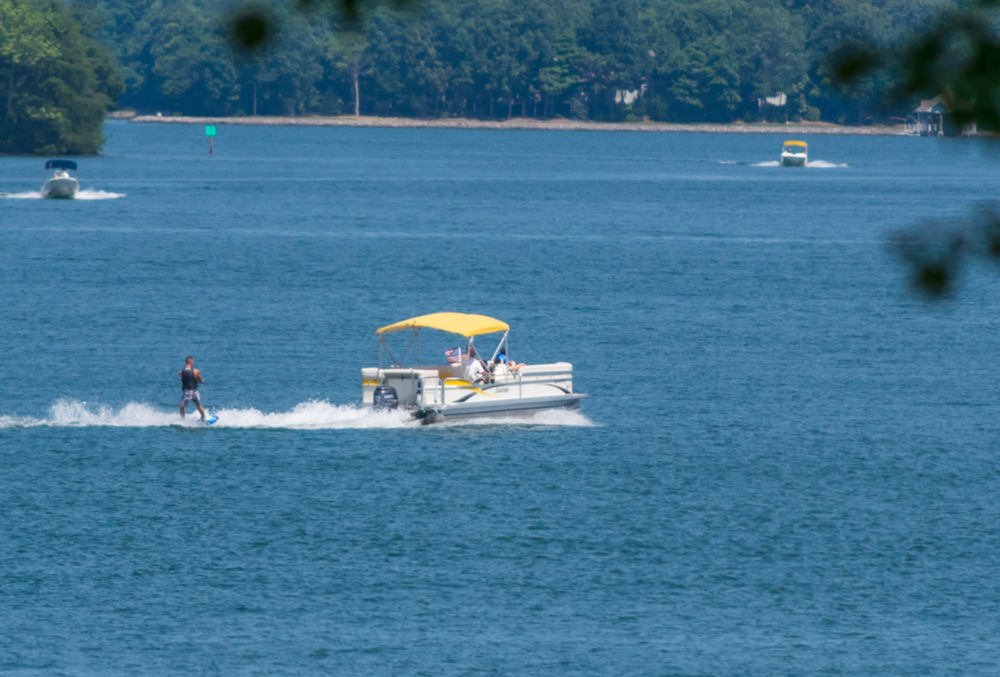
364, 361, 575, 407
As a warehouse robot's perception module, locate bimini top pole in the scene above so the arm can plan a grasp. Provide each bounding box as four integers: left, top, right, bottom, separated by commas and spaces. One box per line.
380, 334, 401, 367
489, 331, 509, 362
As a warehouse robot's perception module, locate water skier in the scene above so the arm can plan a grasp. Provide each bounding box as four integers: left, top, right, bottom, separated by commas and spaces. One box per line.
179, 356, 207, 420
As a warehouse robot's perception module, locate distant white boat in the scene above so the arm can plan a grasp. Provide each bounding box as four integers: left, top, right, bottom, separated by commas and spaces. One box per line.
780, 140, 808, 167
41, 160, 79, 199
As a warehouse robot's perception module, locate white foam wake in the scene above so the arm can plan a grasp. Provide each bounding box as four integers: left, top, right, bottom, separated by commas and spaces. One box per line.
434, 408, 596, 428
0, 189, 125, 199
743, 159, 847, 168
211, 400, 411, 429
77, 189, 126, 199
0, 191, 44, 199
0, 399, 595, 430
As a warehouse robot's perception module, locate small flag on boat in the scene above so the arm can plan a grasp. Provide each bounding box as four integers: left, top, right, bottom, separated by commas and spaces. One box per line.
445, 347, 462, 364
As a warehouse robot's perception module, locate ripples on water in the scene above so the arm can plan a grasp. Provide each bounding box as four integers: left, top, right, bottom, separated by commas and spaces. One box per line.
1, 125, 1000, 675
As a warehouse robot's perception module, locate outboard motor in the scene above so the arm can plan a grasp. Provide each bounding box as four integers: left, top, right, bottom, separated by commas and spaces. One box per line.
372, 385, 399, 410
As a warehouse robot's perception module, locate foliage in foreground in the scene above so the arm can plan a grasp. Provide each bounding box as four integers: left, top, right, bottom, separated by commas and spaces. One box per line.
829, 0, 1000, 298
88, 0, 947, 124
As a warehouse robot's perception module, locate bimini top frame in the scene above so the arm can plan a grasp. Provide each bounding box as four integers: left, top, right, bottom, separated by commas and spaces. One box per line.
377, 312, 508, 337
45, 159, 78, 171
376, 312, 511, 368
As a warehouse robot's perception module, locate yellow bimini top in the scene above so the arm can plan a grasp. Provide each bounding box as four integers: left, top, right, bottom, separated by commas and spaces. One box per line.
377, 312, 509, 338
783, 140, 808, 148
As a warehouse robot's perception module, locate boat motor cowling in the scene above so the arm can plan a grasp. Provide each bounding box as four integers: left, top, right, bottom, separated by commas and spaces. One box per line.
372, 385, 399, 410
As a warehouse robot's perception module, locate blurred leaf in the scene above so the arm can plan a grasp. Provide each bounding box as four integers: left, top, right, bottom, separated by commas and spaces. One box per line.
979, 209, 1000, 259
892, 226, 965, 300
829, 44, 884, 85
914, 263, 951, 297
899, 33, 943, 95
230, 0, 415, 44
227, 6, 277, 53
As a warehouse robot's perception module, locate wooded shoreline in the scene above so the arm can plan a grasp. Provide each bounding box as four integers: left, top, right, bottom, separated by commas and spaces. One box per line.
127, 115, 908, 136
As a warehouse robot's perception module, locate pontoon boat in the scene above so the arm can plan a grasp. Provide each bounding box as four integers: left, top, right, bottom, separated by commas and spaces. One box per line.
780, 141, 808, 167
362, 312, 586, 422
41, 160, 79, 198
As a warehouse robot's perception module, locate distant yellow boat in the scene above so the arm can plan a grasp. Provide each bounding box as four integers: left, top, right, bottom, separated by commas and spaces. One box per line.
780, 140, 808, 167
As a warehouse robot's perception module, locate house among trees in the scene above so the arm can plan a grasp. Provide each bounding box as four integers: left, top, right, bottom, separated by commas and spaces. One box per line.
914, 95, 977, 137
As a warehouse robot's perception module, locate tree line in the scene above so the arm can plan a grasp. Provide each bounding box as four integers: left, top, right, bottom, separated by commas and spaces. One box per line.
90, 0, 946, 124
0, 0, 958, 155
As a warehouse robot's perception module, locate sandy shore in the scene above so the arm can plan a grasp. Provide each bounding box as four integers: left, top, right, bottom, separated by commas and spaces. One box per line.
128, 114, 907, 136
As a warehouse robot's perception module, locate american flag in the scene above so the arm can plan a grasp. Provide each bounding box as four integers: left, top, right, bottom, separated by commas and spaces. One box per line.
445, 347, 462, 364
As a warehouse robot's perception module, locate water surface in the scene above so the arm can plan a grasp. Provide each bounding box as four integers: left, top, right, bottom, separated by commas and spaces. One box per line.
2, 123, 999, 675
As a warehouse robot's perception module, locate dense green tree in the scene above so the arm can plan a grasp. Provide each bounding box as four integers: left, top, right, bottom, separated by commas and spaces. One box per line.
327, 30, 369, 115
579, 0, 648, 119
0, 0, 59, 122
0, 0, 122, 154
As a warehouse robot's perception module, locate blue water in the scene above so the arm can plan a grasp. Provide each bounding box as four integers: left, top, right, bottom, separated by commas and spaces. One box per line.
3, 122, 1000, 675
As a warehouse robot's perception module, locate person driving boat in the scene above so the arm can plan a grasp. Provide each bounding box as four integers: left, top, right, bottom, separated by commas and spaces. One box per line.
463, 345, 487, 384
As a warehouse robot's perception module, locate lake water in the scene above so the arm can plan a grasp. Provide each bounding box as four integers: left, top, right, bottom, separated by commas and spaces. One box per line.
2, 122, 1000, 675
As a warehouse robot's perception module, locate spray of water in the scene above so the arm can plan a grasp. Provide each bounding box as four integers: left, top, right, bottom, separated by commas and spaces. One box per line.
0, 399, 595, 430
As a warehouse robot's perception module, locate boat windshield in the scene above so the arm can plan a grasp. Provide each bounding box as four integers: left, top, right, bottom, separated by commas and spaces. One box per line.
783, 145, 806, 153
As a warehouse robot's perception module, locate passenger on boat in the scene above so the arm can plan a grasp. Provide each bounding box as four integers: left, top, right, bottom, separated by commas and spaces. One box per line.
464, 345, 487, 384
495, 349, 524, 373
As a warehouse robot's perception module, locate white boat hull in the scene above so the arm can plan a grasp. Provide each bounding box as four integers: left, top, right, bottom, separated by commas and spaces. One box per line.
415, 389, 586, 422
780, 152, 807, 167
362, 361, 586, 423
41, 177, 79, 199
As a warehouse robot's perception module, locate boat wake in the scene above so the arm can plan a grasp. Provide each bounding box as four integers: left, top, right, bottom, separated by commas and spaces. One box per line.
0, 189, 125, 199
77, 189, 127, 200
0, 191, 45, 199
0, 399, 594, 430
440, 408, 596, 428
804, 160, 848, 168
718, 160, 847, 168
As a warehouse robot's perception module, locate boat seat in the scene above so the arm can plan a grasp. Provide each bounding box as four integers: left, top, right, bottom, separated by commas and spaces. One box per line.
421, 364, 466, 380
